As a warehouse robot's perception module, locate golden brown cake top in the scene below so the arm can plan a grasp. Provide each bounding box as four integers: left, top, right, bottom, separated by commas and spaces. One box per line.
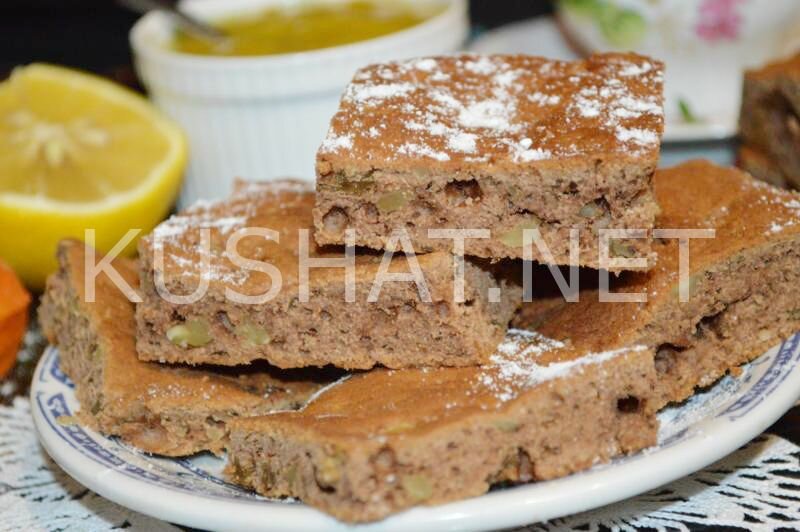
234, 329, 647, 439
519, 160, 800, 348
642, 159, 800, 301
317, 53, 664, 174
140, 180, 453, 297
58, 239, 330, 409
648, 159, 800, 299
746, 51, 800, 80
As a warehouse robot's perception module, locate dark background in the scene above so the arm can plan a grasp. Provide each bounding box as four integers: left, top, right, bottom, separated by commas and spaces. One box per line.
0, 1, 553, 74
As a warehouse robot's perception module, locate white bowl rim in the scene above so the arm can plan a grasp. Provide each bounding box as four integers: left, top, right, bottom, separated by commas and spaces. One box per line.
130, 0, 468, 69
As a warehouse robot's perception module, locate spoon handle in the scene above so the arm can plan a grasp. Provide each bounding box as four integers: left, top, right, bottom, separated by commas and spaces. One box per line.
118, 0, 228, 41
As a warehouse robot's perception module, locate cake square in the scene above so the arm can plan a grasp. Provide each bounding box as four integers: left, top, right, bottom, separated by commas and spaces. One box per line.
39, 240, 336, 456
739, 52, 800, 189
314, 53, 664, 269
226, 330, 657, 522
515, 160, 800, 408
135, 180, 522, 370
223, 160, 800, 522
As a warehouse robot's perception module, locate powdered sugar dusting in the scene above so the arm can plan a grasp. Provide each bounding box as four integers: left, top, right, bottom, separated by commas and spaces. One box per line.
763, 192, 800, 234
516, 148, 552, 162
458, 99, 515, 131
619, 61, 653, 77
345, 82, 415, 104
477, 329, 647, 403
574, 89, 602, 118
320, 132, 353, 153
398, 142, 450, 161
511, 140, 552, 163
411, 58, 438, 72
616, 126, 660, 146
151, 209, 245, 250
463, 56, 498, 75
448, 131, 477, 153
231, 179, 312, 198
210, 216, 246, 233
768, 221, 788, 234
147, 180, 311, 288
319, 54, 664, 162
150, 207, 249, 285
528, 92, 560, 106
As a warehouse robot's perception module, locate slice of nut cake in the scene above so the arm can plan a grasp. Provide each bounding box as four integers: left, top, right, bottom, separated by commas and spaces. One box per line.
314, 53, 664, 269
225, 328, 657, 523
515, 160, 800, 408
39, 240, 337, 456
135, 180, 522, 369
739, 52, 800, 189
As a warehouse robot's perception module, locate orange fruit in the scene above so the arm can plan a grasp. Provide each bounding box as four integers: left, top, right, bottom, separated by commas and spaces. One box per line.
0, 260, 30, 376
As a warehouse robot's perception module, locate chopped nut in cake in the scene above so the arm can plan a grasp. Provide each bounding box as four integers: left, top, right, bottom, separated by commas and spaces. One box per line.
314, 53, 665, 269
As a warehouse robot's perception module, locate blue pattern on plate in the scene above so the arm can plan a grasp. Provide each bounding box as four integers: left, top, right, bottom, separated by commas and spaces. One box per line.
41, 349, 73, 388
719, 334, 800, 421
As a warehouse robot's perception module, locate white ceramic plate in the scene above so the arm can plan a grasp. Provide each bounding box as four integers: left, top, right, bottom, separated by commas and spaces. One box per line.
32, 334, 800, 532
469, 17, 739, 143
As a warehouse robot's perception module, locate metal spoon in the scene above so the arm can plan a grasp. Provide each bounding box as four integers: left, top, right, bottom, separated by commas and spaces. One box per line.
118, 0, 230, 46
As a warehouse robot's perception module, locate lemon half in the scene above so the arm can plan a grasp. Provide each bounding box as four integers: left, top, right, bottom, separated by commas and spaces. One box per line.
0, 64, 187, 290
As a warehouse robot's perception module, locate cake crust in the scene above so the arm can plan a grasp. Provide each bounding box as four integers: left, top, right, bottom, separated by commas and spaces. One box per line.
135, 180, 522, 369
515, 160, 800, 407
226, 330, 657, 522
313, 53, 664, 268
39, 240, 336, 456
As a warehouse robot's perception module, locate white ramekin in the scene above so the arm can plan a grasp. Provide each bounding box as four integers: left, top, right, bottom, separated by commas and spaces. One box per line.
130, 0, 469, 207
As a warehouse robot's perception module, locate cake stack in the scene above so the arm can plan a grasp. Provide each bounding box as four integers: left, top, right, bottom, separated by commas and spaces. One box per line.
39, 53, 800, 523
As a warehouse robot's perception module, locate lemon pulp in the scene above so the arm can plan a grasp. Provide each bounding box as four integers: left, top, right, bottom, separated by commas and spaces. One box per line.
0, 64, 187, 289
170, 0, 443, 57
